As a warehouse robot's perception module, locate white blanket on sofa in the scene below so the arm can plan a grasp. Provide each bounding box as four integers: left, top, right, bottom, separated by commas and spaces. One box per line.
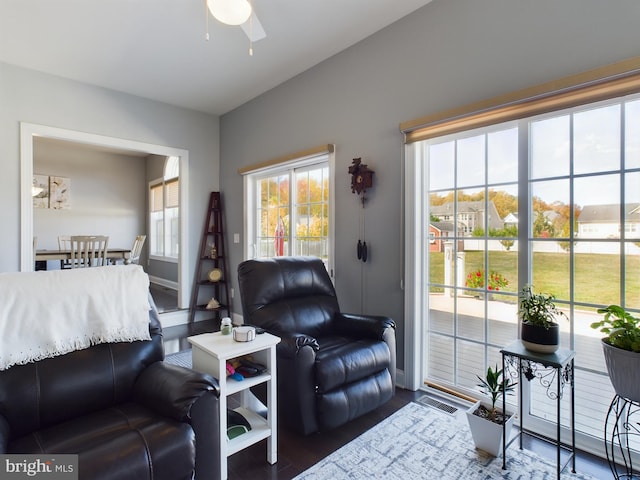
0, 265, 151, 371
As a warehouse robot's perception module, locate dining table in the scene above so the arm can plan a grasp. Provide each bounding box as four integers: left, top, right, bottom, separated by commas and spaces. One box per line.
35, 248, 132, 265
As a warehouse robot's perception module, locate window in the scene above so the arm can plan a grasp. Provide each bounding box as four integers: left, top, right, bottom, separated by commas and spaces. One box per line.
403, 62, 640, 458
149, 156, 179, 260
242, 146, 334, 273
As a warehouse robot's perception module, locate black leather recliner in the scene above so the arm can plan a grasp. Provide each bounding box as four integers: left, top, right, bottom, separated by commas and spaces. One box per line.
0, 299, 221, 480
237, 256, 396, 436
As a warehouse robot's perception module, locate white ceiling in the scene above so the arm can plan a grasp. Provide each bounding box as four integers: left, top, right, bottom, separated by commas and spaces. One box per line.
0, 0, 433, 116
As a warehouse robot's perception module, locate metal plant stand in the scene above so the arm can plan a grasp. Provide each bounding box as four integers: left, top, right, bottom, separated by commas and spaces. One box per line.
500, 340, 576, 479
605, 395, 640, 479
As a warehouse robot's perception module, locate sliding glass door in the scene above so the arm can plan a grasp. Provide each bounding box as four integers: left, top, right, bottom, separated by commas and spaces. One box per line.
409, 94, 640, 455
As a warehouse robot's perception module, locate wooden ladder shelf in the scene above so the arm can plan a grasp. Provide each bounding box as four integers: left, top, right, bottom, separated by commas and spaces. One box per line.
188, 192, 230, 331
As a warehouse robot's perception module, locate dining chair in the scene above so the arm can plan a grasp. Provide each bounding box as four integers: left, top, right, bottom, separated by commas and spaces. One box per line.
69, 235, 109, 268
129, 235, 146, 265
58, 235, 73, 269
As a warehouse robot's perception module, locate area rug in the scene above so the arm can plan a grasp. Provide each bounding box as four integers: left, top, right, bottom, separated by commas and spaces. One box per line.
165, 349, 192, 369
293, 401, 597, 480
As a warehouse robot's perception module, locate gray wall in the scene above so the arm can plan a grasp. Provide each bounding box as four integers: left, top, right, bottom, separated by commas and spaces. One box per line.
34, 138, 146, 256
1, 63, 220, 293
219, 0, 640, 369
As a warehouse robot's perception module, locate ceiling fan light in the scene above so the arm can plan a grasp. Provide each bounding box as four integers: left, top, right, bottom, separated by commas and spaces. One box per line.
207, 0, 252, 26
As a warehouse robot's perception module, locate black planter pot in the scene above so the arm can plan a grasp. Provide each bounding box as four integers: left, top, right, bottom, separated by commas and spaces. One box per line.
521, 322, 560, 353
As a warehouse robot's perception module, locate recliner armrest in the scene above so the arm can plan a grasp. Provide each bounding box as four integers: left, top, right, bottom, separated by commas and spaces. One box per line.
133, 362, 220, 422
276, 333, 319, 359
334, 313, 396, 340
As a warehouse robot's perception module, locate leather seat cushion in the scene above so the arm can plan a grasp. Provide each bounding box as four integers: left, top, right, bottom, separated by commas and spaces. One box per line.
317, 369, 393, 431
315, 336, 391, 393
8, 403, 195, 480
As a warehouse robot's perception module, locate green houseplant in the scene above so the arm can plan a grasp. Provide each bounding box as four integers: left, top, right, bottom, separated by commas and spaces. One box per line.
518, 285, 567, 353
466, 365, 516, 457
590, 305, 640, 401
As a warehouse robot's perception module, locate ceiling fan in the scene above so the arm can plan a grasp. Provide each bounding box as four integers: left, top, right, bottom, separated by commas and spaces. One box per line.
206, 0, 266, 50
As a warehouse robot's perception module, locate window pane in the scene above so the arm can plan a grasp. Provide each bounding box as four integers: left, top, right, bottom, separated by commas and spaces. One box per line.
457, 295, 484, 342
295, 165, 328, 261
457, 135, 485, 187
488, 127, 518, 184
150, 212, 163, 255
456, 188, 490, 236
428, 334, 454, 384
531, 243, 570, 302
574, 104, 621, 175
625, 171, 640, 240
165, 207, 179, 257
428, 141, 454, 191
488, 249, 517, 294
487, 301, 518, 346
164, 156, 179, 179
430, 296, 454, 335
531, 115, 570, 179
257, 174, 289, 257
625, 254, 640, 306
456, 339, 484, 390
165, 179, 179, 208
575, 174, 620, 240
462, 241, 486, 295
625, 99, 640, 169
151, 184, 163, 212
574, 246, 620, 305
531, 179, 570, 239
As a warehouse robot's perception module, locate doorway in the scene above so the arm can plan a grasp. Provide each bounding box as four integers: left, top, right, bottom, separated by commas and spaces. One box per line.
20, 122, 190, 310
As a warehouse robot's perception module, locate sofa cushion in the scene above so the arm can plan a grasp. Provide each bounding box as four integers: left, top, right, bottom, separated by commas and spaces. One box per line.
317, 369, 393, 431
314, 336, 391, 393
0, 309, 163, 440
8, 403, 195, 480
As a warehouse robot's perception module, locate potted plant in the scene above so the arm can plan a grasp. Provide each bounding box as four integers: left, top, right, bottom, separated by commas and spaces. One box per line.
590, 305, 640, 401
519, 285, 567, 353
466, 365, 517, 457
466, 269, 509, 299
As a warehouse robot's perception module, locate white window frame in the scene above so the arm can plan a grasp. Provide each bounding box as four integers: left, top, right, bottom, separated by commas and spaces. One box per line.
149, 156, 180, 263
243, 149, 335, 277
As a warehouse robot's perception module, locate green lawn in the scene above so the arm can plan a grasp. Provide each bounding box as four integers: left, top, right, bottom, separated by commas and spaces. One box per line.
429, 251, 640, 306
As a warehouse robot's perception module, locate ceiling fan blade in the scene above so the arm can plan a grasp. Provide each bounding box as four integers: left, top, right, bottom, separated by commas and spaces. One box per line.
240, 11, 266, 42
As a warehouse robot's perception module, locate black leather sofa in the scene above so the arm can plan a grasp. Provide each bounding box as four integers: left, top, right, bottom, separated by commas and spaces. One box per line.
0, 299, 221, 480
238, 256, 396, 435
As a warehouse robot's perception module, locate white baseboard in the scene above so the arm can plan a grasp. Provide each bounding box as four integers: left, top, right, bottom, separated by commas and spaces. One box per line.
149, 275, 178, 291
158, 309, 188, 328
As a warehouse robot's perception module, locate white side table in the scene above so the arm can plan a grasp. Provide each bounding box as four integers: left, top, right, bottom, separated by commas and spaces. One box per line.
188, 331, 281, 480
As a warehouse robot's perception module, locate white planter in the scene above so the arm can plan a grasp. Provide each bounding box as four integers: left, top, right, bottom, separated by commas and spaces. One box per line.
466, 401, 515, 457
602, 339, 640, 402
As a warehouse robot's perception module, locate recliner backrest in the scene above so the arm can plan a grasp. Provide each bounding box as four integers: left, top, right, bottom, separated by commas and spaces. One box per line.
0, 302, 163, 440
238, 256, 339, 338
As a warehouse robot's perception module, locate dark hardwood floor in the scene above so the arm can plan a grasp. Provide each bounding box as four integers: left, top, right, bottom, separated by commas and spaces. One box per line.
226, 387, 614, 480
149, 283, 178, 313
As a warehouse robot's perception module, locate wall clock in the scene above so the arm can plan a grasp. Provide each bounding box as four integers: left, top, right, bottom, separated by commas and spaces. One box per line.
348, 157, 375, 263
348, 158, 374, 198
